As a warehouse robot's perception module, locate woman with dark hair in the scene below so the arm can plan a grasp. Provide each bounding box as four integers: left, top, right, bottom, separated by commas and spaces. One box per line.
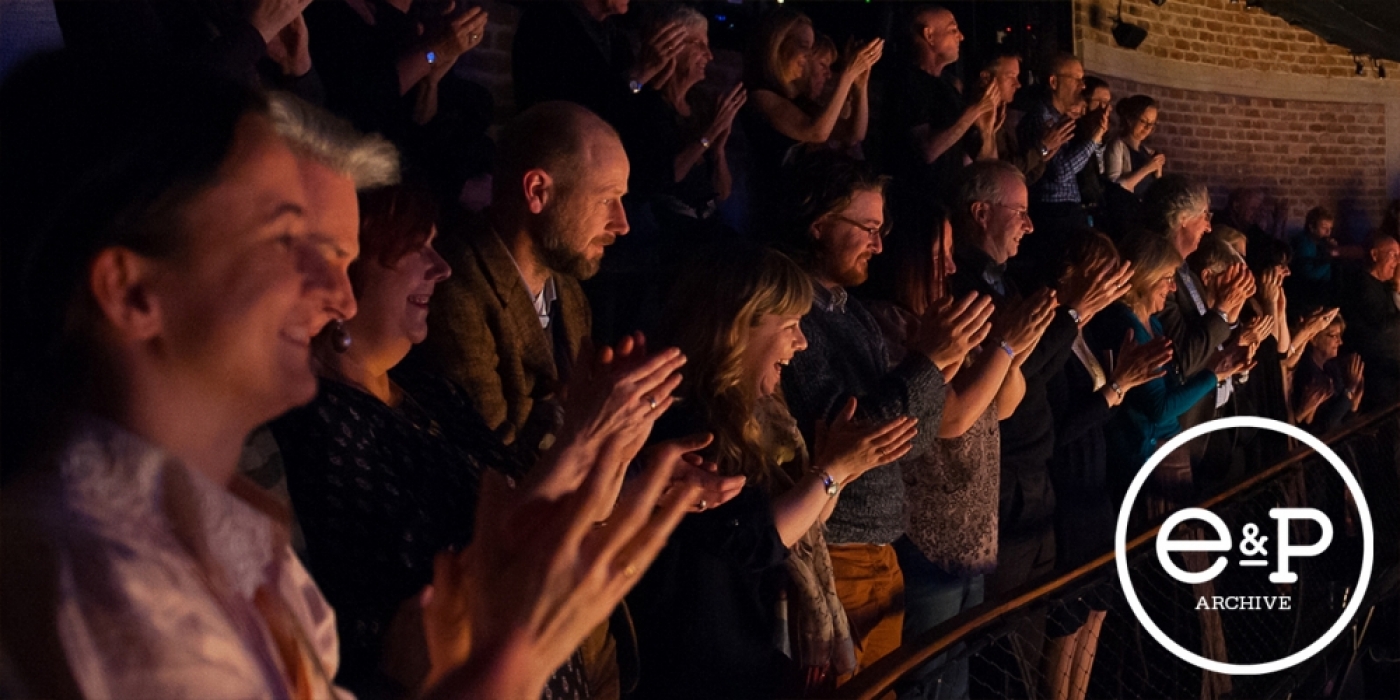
863, 203, 1054, 700
0, 52, 697, 700
628, 245, 918, 698
1104, 95, 1165, 198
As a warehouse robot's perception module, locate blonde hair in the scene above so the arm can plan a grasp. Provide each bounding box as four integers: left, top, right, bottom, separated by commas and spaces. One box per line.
747, 8, 813, 98
662, 247, 814, 490
1120, 231, 1183, 309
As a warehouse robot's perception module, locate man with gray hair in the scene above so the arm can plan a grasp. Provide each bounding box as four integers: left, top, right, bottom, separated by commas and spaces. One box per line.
239, 91, 401, 547
949, 159, 1126, 697
1142, 175, 1255, 482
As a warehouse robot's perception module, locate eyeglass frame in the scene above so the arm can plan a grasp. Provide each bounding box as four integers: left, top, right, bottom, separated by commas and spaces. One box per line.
831, 214, 890, 240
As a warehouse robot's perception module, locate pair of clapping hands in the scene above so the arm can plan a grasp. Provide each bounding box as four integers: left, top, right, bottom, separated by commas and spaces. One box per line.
413, 331, 919, 699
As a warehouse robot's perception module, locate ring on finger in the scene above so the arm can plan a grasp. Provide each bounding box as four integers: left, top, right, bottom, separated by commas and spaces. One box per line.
697, 499, 707, 511
645, 394, 658, 410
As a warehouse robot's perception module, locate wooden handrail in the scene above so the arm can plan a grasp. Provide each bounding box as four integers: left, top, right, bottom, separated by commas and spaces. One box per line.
830, 405, 1400, 700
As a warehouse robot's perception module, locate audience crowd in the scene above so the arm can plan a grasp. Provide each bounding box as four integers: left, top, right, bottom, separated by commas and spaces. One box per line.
2, 1, 1398, 699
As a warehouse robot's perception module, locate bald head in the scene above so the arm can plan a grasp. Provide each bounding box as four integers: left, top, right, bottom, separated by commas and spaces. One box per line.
493, 102, 622, 207
1370, 235, 1400, 281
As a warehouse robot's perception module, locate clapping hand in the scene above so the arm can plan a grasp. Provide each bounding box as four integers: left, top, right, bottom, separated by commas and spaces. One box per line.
910, 292, 995, 371
813, 397, 919, 484
534, 333, 685, 503
421, 441, 698, 699
1061, 258, 1133, 325
1110, 331, 1173, 393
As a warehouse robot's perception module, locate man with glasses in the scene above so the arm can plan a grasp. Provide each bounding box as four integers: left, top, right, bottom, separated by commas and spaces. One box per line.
1017, 53, 1111, 271
779, 151, 992, 680
948, 160, 1128, 697
1142, 175, 1255, 477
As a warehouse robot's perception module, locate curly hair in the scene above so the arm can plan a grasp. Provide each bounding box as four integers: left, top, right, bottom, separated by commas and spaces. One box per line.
661, 245, 814, 490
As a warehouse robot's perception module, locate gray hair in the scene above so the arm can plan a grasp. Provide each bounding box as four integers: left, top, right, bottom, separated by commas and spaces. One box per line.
267, 92, 400, 190
651, 4, 707, 35
955, 159, 1025, 215
1143, 174, 1208, 235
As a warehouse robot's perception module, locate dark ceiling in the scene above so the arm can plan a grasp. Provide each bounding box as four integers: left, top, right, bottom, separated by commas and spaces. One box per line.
1256, 0, 1400, 63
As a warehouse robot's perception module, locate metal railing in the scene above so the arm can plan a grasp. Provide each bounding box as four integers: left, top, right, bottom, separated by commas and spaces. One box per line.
834, 405, 1400, 700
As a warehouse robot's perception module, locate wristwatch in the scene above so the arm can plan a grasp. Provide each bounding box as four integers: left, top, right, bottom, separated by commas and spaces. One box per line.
821, 472, 840, 497
1067, 307, 1083, 326
1039, 144, 1050, 158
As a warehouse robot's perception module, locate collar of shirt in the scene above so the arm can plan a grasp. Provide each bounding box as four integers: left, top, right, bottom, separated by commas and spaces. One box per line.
496, 232, 558, 328
1177, 264, 1207, 315
58, 417, 290, 601
811, 280, 849, 314
535, 276, 559, 329
956, 244, 1008, 297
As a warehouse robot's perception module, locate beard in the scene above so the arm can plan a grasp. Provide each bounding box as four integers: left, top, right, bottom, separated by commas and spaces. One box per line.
536, 198, 603, 280
824, 253, 870, 288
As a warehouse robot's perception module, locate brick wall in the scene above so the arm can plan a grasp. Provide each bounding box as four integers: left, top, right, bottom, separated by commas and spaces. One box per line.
1097, 76, 1388, 231
1075, 0, 1359, 78
1074, 0, 1399, 237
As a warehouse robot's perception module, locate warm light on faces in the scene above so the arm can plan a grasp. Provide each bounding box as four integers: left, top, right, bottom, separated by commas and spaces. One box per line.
538, 132, 630, 280
353, 228, 452, 356
677, 26, 713, 86
1372, 240, 1400, 279
987, 57, 1022, 103
784, 24, 815, 84
1176, 204, 1212, 257
152, 113, 327, 419
815, 189, 885, 288
923, 10, 963, 65
1148, 267, 1177, 316
299, 160, 362, 329
807, 52, 834, 100
1312, 324, 1344, 363
977, 175, 1033, 264
1131, 106, 1159, 143
744, 312, 809, 397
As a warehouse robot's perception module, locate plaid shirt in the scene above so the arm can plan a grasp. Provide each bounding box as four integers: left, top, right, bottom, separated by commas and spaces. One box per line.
1018, 100, 1104, 204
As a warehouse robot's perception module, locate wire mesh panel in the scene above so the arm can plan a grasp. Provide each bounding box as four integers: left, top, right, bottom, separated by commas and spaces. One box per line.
840, 412, 1400, 700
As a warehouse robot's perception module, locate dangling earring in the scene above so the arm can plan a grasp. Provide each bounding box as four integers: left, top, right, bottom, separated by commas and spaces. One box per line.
328, 320, 352, 353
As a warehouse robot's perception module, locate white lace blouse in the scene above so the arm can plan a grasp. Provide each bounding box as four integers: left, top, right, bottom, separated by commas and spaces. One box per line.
3, 418, 350, 700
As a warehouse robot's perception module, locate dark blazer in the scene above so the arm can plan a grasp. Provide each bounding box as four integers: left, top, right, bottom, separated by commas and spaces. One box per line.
418, 214, 591, 450
1159, 264, 1233, 432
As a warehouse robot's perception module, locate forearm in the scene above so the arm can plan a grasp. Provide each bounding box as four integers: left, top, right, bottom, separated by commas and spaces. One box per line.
771, 471, 842, 546
1116, 163, 1156, 191
919, 111, 978, 164
996, 366, 1027, 419
939, 347, 1012, 437
712, 150, 732, 201
673, 141, 707, 183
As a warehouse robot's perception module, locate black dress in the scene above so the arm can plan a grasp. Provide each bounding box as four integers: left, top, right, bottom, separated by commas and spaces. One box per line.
625, 408, 791, 700
272, 365, 588, 700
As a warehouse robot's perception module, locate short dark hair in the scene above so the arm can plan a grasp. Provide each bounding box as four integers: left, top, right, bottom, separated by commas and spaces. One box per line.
491, 101, 618, 204
1116, 94, 1158, 126
1046, 52, 1082, 78
1305, 206, 1334, 231
865, 202, 952, 316
352, 184, 441, 294
777, 150, 889, 268
1082, 75, 1109, 99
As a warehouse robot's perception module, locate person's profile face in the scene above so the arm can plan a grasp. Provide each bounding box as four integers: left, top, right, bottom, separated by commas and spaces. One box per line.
538, 132, 630, 280
146, 113, 334, 421
815, 189, 885, 288
352, 227, 452, 354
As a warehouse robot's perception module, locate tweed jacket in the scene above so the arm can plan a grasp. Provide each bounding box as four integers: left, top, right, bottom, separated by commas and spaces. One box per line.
418, 213, 592, 451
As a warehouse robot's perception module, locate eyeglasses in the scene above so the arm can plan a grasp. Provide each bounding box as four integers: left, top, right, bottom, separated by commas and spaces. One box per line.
1199, 210, 1214, 222
990, 202, 1032, 222
1137, 118, 1158, 129
833, 215, 888, 240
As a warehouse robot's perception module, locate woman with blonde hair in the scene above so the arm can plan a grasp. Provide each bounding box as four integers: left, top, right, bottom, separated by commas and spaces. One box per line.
1086, 232, 1253, 507
743, 8, 882, 234
627, 244, 918, 698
